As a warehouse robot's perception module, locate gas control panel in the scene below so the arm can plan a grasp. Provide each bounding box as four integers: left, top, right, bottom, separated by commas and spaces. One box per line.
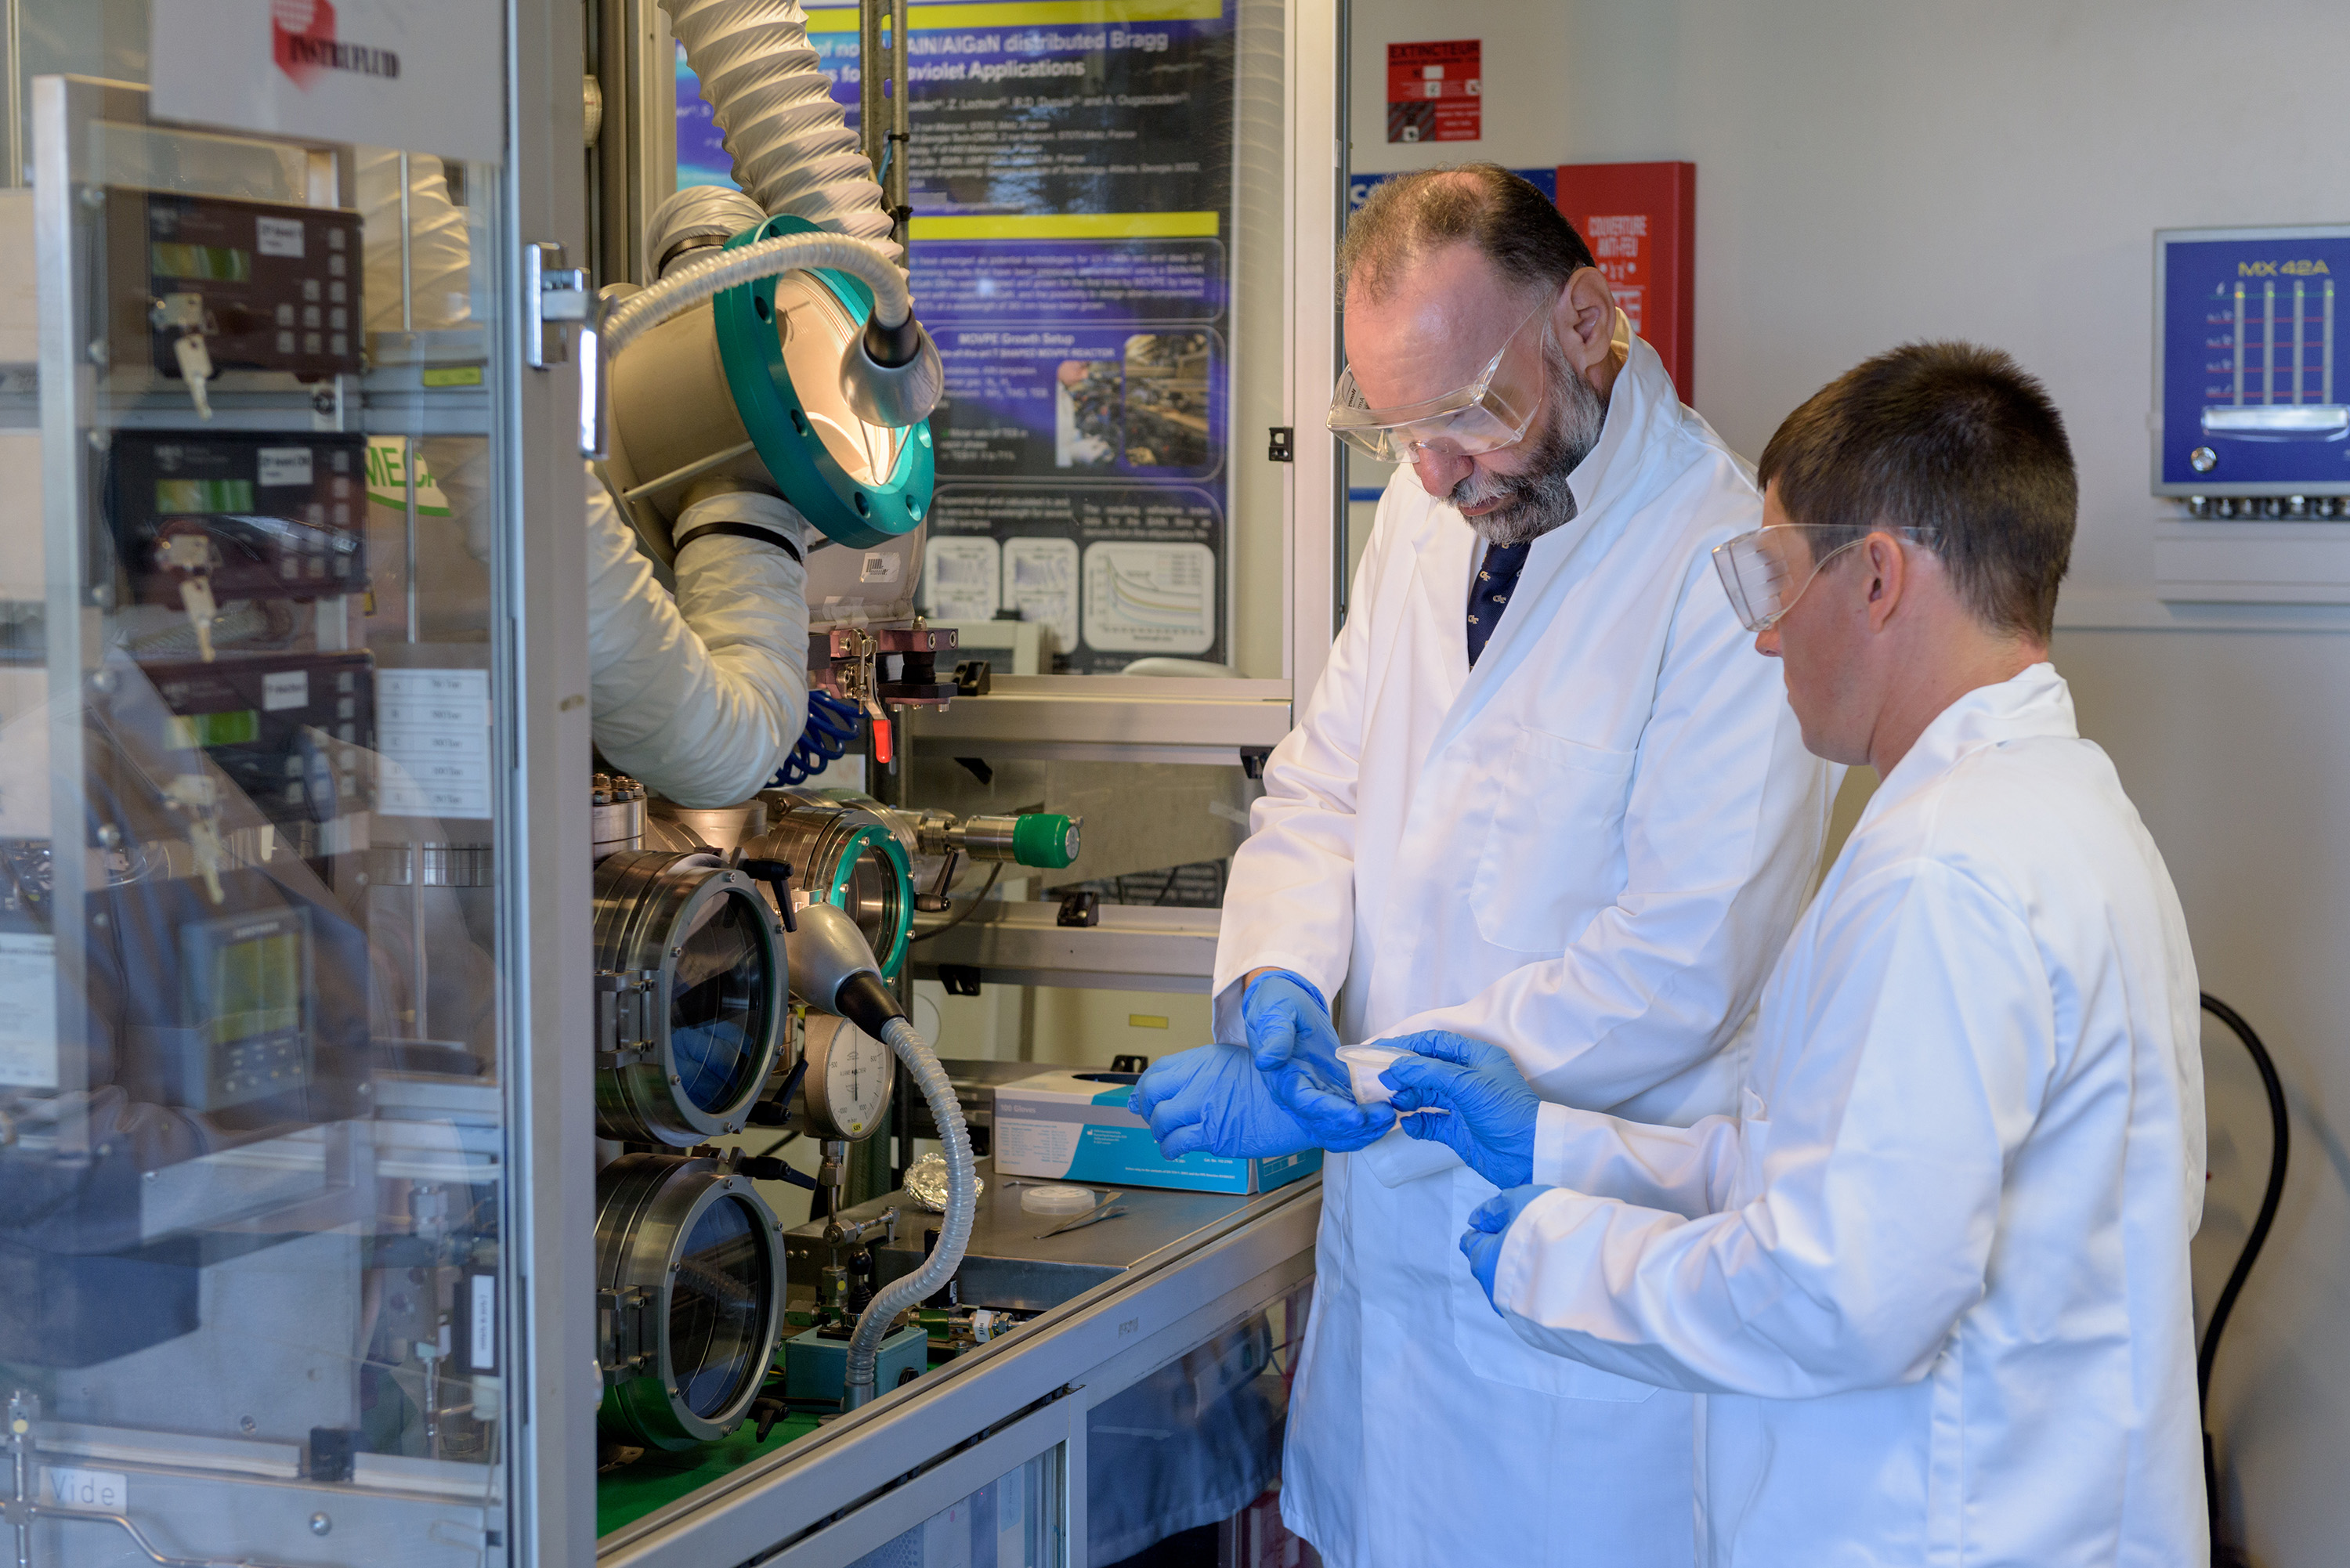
112, 190, 366, 383
107, 431, 368, 605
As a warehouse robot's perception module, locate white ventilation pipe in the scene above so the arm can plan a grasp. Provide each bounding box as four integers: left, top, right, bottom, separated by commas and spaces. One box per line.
585, 475, 812, 806
597, 229, 912, 365
647, 185, 772, 277
664, 0, 898, 258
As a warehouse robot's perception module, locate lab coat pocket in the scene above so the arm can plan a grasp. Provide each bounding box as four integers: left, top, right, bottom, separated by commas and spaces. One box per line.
1469, 728, 1637, 953
1447, 1170, 1657, 1403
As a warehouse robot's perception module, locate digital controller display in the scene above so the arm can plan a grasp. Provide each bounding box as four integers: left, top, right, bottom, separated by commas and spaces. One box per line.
112, 190, 365, 381
109, 431, 368, 604
2156, 225, 2350, 495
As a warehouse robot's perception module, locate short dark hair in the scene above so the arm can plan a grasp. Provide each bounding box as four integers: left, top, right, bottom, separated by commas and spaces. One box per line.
1757, 342, 2077, 641
1340, 164, 1597, 304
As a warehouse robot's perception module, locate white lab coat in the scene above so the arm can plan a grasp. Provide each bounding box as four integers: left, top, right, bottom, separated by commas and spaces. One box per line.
1213, 327, 1836, 1567
1495, 663, 2208, 1566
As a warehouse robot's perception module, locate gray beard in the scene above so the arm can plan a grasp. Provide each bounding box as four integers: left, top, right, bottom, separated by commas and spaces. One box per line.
1450, 341, 1607, 547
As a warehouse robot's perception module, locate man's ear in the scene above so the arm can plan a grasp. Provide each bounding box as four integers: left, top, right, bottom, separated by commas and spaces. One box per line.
1556, 269, 1615, 370
1862, 532, 1911, 632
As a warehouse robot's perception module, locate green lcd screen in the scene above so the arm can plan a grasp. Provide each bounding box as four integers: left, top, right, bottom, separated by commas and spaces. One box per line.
150, 242, 252, 283
156, 478, 255, 515
164, 710, 259, 749
207, 929, 302, 1048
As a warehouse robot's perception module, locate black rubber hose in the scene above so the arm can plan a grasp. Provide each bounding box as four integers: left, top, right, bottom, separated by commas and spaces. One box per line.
2197, 992, 2289, 1558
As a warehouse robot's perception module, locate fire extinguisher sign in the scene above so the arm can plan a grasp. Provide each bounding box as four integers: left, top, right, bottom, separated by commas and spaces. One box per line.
1386, 40, 1480, 143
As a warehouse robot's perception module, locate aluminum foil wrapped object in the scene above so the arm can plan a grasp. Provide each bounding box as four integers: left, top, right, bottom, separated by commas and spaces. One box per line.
905, 1151, 982, 1214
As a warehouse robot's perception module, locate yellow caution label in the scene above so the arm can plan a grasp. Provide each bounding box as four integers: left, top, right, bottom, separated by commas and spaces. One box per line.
1127, 1014, 1169, 1029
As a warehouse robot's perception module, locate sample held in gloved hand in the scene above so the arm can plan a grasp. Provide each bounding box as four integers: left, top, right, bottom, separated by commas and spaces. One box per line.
1380, 1031, 1540, 1189
1129, 1042, 1320, 1160
1242, 970, 1392, 1152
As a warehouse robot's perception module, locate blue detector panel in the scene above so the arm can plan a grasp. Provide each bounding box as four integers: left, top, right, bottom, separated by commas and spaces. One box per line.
714, 215, 936, 546
2156, 225, 2350, 496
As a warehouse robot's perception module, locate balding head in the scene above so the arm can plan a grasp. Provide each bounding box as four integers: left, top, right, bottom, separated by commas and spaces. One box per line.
1342, 164, 1597, 308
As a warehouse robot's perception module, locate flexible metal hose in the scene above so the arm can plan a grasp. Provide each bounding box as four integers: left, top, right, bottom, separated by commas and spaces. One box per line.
843, 1014, 975, 1409
597, 230, 913, 366
663, 0, 898, 257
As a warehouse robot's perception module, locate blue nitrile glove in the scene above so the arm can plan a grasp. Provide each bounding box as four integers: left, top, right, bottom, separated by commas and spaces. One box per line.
1379, 1031, 1540, 1189
1240, 970, 1394, 1151
1129, 1043, 1316, 1160
1240, 970, 1344, 1082
1461, 1185, 1549, 1312
1268, 1056, 1395, 1152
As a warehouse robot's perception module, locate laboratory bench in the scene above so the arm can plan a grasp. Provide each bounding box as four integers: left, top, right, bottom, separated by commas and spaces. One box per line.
595, 1160, 1322, 1567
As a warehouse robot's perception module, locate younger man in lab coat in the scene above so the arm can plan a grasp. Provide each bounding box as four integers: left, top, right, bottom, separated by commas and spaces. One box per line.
1383, 341, 2209, 1565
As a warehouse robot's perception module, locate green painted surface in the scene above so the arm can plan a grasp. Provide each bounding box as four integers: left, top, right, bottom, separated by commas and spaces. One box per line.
596, 1411, 826, 1540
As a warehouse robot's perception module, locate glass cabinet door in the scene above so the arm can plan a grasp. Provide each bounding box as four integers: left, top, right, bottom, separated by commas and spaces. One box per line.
0, 2, 578, 1558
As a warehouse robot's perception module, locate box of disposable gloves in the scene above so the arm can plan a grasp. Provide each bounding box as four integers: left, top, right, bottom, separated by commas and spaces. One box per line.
992, 1069, 1323, 1195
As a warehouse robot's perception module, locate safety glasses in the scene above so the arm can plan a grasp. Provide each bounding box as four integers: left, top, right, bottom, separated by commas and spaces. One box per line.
1711, 524, 1940, 633
1327, 298, 1553, 464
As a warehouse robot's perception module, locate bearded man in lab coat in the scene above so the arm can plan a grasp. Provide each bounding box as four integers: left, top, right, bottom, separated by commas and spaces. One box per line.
1383, 342, 2208, 1564
1128, 165, 1835, 1566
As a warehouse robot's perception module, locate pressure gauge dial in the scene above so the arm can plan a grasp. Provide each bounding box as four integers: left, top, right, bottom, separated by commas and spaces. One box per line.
800, 1013, 894, 1140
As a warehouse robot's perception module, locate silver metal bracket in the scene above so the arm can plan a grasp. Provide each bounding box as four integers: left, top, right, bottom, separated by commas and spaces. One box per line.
526, 241, 591, 370
594, 967, 660, 1064
597, 1286, 656, 1378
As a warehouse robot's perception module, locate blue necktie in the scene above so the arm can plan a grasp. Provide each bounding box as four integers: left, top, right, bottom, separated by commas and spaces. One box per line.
1466, 540, 1531, 667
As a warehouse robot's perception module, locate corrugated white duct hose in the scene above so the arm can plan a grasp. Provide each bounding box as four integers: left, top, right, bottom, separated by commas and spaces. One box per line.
647, 185, 772, 278
783, 905, 977, 1414
663, 0, 899, 258
596, 229, 913, 363
354, 149, 822, 806
580, 226, 916, 804
586, 475, 812, 805
844, 1013, 976, 1407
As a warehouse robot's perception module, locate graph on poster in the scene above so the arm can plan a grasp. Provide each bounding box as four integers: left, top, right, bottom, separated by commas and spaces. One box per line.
922, 536, 1001, 623
1005, 537, 1081, 655
1083, 542, 1214, 653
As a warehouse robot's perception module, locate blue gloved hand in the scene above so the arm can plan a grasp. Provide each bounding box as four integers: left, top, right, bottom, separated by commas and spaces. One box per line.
1460, 1185, 1549, 1312
1379, 1031, 1539, 1189
1267, 1056, 1395, 1152
1240, 970, 1344, 1081
1241, 969, 1393, 1153
1129, 1043, 1316, 1160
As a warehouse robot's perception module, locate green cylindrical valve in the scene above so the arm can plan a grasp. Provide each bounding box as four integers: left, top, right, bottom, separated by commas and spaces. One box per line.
1010, 812, 1081, 870
936, 811, 1083, 869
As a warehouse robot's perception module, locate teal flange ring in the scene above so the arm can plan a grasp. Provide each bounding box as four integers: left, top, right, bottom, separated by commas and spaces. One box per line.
819, 820, 913, 981
712, 215, 935, 549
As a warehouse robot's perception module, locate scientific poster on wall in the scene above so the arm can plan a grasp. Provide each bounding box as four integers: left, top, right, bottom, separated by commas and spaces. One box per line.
679, 0, 1235, 672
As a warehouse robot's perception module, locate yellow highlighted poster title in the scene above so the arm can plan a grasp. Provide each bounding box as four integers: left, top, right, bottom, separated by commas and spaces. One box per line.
910, 212, 1220, 241
804, 0, 1221, 29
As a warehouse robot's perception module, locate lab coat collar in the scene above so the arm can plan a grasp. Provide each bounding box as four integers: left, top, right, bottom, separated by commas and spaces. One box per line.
1414, 316, 1675, 739
1860, 661, 2077, 826
1558, 308, 1651, 530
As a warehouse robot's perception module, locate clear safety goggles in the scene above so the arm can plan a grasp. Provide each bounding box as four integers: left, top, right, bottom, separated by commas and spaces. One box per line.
1327, 298, 1553, 464
1711, 523, 1940, 633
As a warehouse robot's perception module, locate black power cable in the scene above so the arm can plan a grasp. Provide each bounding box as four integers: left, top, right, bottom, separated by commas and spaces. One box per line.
2196, 993, 2289, 1564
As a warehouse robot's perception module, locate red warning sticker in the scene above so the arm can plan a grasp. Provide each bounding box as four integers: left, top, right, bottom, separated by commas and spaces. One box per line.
1386, 39, 1480, 144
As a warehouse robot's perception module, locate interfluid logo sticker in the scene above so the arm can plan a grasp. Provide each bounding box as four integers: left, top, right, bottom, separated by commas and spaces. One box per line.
272, 0, 403, 89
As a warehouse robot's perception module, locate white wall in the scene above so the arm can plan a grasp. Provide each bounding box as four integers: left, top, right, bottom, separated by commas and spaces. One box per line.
1349, 3, 2350, 1561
